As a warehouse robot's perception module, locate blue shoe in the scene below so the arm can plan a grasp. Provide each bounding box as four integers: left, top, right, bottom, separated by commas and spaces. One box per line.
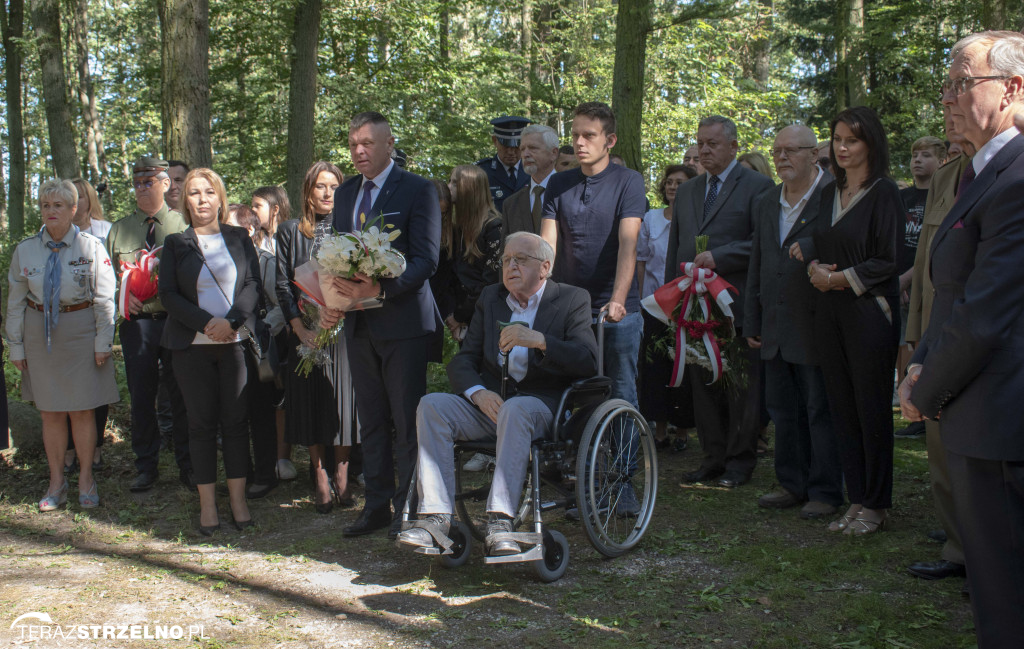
79, 480, 100, 509
39, 480, 68, 512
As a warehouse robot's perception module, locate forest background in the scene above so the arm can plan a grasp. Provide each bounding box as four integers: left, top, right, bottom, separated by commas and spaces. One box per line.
0, 0, 1021, 242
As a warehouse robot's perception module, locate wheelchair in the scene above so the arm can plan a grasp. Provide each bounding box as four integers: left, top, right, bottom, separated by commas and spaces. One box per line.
398, 310, 658, 582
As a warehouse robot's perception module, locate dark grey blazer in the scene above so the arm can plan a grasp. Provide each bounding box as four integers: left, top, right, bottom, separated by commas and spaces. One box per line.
744, 171, 833, 365
665, 164, 774, 333
158, 224, 260, 350
501, 184, 538, 239
911, 134, 1024, 461
447, 281, 598, 416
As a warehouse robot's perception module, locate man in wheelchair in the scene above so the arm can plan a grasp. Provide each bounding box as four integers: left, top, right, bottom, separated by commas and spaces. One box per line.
397, 232, 598, 557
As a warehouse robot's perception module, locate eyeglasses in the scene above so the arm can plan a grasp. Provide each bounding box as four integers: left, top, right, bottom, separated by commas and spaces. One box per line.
133, 179, 158, 191
771, 146, 816, 158
941, 75, 1010, 97
501, 253, 544, 268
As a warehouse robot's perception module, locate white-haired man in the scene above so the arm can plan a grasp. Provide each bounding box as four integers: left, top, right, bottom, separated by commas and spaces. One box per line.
901, 30, 1024, 648
502, 124, 560, 237
398, 232, 597, 557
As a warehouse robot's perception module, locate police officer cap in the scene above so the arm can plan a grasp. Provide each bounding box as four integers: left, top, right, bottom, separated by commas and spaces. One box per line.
490, 116, 532, 147
132, 156, 169, 178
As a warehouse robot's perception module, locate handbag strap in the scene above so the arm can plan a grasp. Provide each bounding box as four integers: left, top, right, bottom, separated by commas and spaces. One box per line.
195, 237, 261, 354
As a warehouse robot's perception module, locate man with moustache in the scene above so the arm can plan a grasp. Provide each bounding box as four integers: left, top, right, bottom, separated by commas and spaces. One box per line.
901, 108, 977, 583
105, 157, 192, 492
325, 112, 441, 539
665, 115, 774, 489
502, 124, 560, 237
745, 125, 842, 519
900, 31, 1024, 647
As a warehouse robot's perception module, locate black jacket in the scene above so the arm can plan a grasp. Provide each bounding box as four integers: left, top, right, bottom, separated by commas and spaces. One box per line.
274, 218, 319, 325
158, 224, 260, 350
444, 217, 502, 324
447, 281, 598, 415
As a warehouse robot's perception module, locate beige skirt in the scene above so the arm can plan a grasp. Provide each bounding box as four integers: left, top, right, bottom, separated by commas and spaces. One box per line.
21, 307, 119, 412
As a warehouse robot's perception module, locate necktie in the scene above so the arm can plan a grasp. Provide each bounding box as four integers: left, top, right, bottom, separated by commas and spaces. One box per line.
509, 166, 517, 185
357, 180, 375, 231
44, 240, 68, 353
955, 164, 976, 202
144, 216, 158, 250
703, 175, 720, 221
531, 185, 545, 232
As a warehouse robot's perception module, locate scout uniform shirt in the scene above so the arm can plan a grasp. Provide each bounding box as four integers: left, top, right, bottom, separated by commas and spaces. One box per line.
104, 203, 188, 315
6, 225, 117, 361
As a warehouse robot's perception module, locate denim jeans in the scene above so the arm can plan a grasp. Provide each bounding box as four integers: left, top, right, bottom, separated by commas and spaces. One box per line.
599, 310, 643, 475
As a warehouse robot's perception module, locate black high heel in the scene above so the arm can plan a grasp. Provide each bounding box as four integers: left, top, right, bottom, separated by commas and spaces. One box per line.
198, 507, 221, 536
329, 477, 355, 508
232, 517, 255, 531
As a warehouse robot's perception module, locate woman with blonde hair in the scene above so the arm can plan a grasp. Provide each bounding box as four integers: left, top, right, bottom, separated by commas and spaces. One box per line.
7, 179, 119, 511
159, 168, 261, 534
70, 178, 111, 241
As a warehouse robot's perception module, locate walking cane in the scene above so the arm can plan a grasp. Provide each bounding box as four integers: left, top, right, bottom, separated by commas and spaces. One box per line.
497, 320, 528, 400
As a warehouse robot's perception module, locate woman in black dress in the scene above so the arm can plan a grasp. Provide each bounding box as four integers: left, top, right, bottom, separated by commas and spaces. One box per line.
440, 164, 502, 342
791, 106, 901, 535
275, 161, 346, 513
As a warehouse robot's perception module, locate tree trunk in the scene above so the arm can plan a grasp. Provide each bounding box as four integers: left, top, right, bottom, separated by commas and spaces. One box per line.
521, 0, 532, 111
70, 0, 105, 183
982, 0, 1005, 29
1, 0, 25, 237
30, 0, 81, 179
847, 0, 867, 106
438, 1, 453, 113
747, 0, 772, 90
157, 0, 211, 168
610, 0, 651, 171
284, 0, 322, 214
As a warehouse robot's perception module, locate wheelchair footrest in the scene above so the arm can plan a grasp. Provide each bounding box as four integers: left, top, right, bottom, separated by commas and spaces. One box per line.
483, 544, 545, 564
412, 546, 443, 556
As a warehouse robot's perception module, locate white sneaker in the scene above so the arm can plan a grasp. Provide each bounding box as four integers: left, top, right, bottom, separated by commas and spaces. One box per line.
462, 453, 493, 472
276, 458, 297, 481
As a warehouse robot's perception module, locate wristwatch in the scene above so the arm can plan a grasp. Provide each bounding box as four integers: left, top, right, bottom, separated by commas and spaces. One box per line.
228, 317, 243, 331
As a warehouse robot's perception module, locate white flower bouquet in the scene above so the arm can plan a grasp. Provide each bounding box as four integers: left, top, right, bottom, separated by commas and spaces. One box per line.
291, 219, 406, 377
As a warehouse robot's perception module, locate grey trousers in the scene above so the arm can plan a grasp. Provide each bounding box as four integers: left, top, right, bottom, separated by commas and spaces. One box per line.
415, 393, 552, 517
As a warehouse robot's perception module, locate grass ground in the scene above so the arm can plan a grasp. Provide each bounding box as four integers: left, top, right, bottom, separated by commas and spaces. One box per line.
0, 393, 975, 649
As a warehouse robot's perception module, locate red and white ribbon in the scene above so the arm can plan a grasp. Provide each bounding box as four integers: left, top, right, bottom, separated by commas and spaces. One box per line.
641, 262, 736, 386
118, 247, 162, 320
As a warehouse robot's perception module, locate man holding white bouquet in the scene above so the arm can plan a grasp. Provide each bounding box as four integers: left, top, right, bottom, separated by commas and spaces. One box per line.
323, 112, 442, 539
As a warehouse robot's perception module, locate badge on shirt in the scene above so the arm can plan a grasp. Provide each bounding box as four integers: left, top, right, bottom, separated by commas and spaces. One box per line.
68, 257, 91, 267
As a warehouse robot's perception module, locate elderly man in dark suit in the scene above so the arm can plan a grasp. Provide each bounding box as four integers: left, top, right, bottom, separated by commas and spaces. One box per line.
745, 125, 842, 519
666, 115, 774, 488
325, 111, 441, 539
397, 232, 597, 557
900, 31, 1024, 649
501, 124, 560, 238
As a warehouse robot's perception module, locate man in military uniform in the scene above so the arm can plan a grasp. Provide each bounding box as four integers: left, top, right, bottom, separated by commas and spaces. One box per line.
476, 116, 531, 211
105, 156, 192, 492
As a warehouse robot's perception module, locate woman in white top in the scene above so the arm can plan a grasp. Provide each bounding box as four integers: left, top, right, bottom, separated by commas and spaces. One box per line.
70, 178, 112, 242
636, 163, 697, 450
159, 168, 261, 536
7, 179, 119, 512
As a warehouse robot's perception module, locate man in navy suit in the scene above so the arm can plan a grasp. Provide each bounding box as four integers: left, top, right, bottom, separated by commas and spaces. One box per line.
900, 31, 1024, 649
326, 112, 441, 538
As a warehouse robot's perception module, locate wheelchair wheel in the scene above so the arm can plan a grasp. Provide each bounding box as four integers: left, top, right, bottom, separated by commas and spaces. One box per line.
454, 448, 531, 542
533, 528, 570, 582
438, 520, 473, 569
575, 399, 658, 558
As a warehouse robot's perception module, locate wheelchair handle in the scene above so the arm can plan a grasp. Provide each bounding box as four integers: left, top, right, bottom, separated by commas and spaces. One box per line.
597, 306, 607, 376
